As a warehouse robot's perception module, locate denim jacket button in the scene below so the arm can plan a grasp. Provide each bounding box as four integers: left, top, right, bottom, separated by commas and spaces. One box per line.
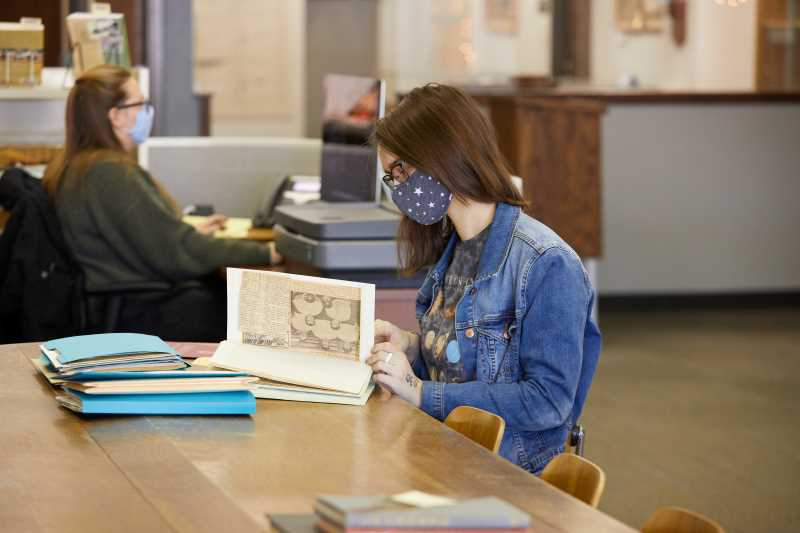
465, 328, 475, 338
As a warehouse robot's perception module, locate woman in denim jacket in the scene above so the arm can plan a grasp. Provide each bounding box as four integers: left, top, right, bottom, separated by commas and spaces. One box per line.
366, 84, 601, 474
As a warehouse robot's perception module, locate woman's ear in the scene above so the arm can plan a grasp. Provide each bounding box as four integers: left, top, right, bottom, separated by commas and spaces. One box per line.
107, 106, 123, 130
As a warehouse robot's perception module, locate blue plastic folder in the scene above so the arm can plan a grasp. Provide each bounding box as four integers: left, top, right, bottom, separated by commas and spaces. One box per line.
44, 333, 178, 363
57, 389, 256, 415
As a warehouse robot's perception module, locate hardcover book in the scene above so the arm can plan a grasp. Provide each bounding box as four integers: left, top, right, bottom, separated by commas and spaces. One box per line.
209, 268, 375, 404
314, 493, 530, 530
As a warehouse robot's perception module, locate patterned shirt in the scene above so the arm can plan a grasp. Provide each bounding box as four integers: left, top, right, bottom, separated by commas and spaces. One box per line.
419, 225, 490, 383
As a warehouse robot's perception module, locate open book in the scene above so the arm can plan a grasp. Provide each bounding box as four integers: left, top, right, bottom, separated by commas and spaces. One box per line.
209, 268, 376, 405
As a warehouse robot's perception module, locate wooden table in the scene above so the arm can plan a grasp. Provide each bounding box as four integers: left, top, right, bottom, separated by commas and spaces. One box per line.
0, 343, 636, 533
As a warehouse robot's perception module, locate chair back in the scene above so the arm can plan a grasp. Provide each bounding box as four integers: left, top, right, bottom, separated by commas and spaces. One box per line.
641, 507, 725, 533
443, 406, 505, 453
540, 453, 606, 507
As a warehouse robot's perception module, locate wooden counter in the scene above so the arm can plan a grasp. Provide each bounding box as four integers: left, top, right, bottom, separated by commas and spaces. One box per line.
464, 84, 800, 104
463, 84, 800, 294
0, 342, 636, 533
462, 85, 800, 262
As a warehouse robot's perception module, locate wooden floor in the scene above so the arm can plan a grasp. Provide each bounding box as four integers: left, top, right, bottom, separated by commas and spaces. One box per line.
583, 306, 800, 533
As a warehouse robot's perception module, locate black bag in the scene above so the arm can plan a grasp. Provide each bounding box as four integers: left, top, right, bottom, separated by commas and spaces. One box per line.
0, 167, 84, 342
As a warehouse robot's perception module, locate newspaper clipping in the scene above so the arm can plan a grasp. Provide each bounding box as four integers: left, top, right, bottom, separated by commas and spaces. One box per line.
238, 271, 361, 360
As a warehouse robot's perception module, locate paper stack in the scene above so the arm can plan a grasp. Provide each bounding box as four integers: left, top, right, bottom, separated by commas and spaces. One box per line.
34, 333, 257, 415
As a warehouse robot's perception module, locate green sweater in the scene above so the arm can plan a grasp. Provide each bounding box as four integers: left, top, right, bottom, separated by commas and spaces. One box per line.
56, 160, 270, 290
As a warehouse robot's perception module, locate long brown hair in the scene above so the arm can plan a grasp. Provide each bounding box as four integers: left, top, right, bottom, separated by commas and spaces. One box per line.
373, 84, 525, 275
43, 65, 132, 198
42, 65, 176, 212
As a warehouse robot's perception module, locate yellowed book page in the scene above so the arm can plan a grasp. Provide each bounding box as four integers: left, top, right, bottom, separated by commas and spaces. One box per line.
234, 269, 367, 362
237, 269, 292, 349
210, 340, 371, 395
251, 381, 374, 406
288, 278, 361, 361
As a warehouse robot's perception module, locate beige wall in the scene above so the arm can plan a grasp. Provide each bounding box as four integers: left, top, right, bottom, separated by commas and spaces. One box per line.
378, 0, 552, 98
193, 0, 305, 137
591, 0, 756, 89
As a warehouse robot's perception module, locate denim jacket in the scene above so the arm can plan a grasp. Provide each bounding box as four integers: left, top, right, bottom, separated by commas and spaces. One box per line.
412, 202, 601, 473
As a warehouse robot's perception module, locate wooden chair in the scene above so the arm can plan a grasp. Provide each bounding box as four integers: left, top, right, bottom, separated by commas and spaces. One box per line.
641, 507, 725, 533
539, 453, 606, 507
443, 406, 505, 454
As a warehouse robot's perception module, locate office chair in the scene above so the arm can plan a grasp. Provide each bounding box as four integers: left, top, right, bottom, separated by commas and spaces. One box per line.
540, 452, 606, 508
83, 281, 175, 333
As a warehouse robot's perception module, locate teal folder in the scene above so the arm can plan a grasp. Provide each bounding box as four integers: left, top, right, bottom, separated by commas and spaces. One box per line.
38, 355, 246, 381
44, 333, 178, 363
56, 389, 256, 415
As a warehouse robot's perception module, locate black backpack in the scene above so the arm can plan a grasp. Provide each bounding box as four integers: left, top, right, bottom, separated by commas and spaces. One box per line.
0, 167, 84, 342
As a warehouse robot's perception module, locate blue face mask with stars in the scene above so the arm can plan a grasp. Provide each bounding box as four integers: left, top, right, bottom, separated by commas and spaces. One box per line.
391, 170, 453, 225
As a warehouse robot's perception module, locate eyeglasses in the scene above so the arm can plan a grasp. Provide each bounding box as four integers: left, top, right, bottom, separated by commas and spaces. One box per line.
382, 160, 409, 190
115, 100, 152, 112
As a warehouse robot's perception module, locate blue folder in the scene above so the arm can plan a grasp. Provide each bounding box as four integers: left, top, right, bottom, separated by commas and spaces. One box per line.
44, 333, 178, 363
58, 389, 256, 415
39, 355, 246, 381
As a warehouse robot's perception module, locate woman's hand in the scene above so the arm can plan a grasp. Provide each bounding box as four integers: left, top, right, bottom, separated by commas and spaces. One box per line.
267, 241, 283, 266
195, 214, 227, 235
374, 319, 418, 364
366, 346, 422, 407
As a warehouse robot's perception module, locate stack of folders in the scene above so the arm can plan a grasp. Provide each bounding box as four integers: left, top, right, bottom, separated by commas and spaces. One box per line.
305, 491, 531, 533
33, 333, 257, 415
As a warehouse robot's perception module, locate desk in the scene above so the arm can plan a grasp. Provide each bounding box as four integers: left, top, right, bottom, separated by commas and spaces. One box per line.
184, 215, 275, 242
1, 343, 635, 533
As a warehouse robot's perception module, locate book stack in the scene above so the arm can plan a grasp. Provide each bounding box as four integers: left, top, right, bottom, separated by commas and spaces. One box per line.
208, 268, 376, 406
302, 491, 530, 533
33, 333, 257, 415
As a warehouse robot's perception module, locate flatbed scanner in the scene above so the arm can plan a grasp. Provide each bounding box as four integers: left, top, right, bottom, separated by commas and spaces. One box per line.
273, 201, 401, 271
273, 74, 404, 272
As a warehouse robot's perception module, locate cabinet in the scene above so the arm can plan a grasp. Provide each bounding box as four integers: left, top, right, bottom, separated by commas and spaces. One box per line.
756, 0, 800, 90
485, 95, 605, 259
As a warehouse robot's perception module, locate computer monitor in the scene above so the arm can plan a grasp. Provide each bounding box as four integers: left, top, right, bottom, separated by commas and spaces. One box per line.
319, 74, 385, 204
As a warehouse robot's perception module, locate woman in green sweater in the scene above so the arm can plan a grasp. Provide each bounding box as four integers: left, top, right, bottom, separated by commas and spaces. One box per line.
43, 65, 279, 341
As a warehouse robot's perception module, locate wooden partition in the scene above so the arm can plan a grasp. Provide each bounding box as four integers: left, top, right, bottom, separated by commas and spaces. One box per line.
486, 95, 605, 259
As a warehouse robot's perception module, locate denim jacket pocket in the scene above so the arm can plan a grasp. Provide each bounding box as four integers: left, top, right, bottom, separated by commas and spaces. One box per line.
476, 318, 514, 382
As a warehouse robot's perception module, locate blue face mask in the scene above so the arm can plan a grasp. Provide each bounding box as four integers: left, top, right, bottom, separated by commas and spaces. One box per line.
391, 170, 453, 225
128, 103, 154, 145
